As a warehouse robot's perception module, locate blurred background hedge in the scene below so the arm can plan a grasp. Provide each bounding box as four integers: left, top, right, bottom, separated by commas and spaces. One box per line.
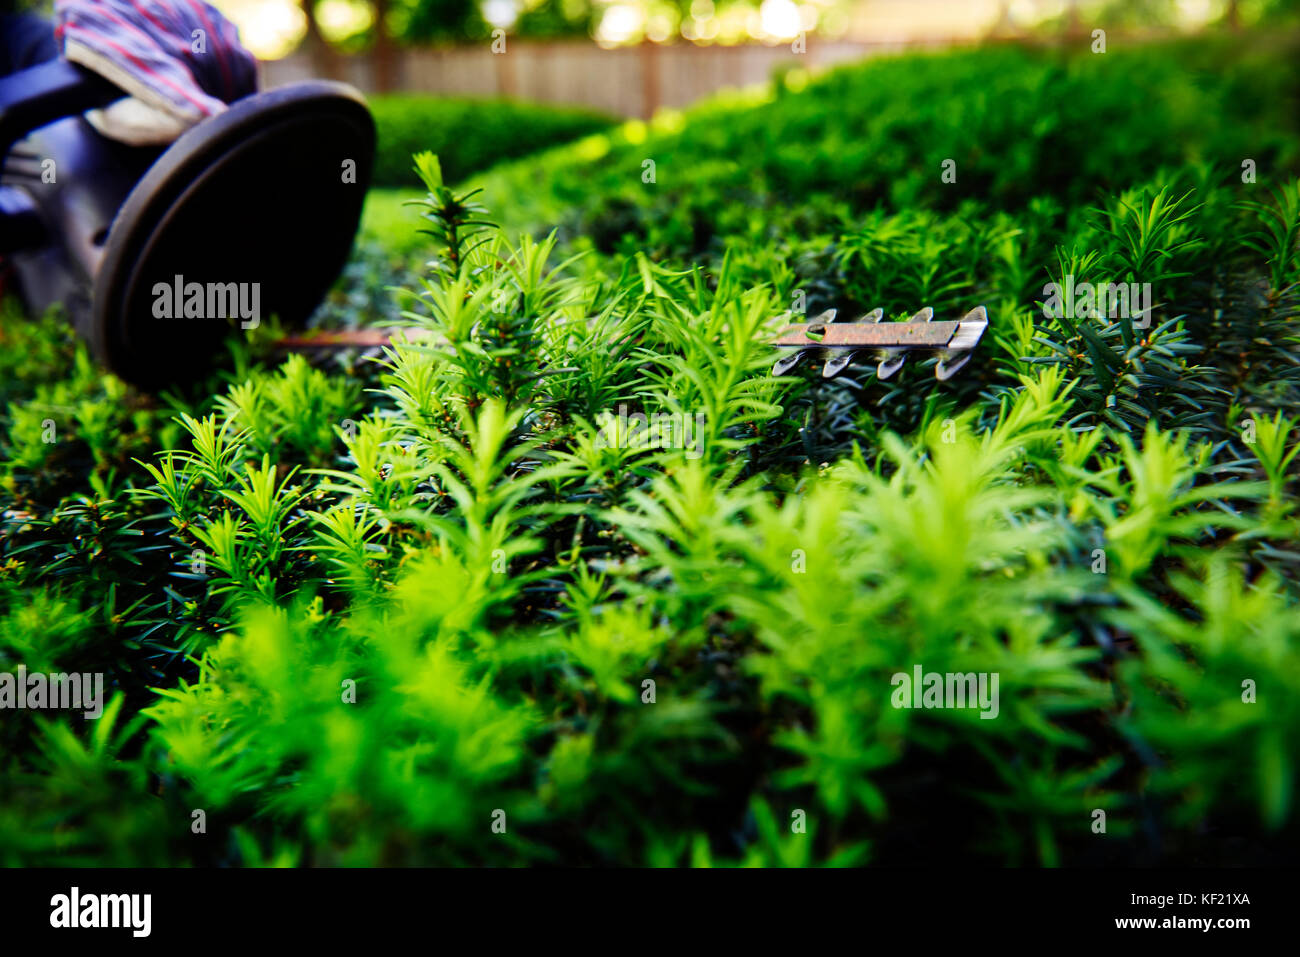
368, 94, 614, 188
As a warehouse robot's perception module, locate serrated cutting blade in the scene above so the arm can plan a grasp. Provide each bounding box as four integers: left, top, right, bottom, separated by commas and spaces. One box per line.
770, 304, 989, 382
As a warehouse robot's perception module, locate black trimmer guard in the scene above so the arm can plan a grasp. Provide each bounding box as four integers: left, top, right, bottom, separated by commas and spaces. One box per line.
0, 59, 374, 388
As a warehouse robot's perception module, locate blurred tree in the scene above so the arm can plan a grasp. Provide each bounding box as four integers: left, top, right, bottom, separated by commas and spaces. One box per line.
1065, 0, 1082, 36
300, 1, 344, 78
373, 0, 398, 89
515, 0, 596, 38
1253, 0, 1300, 24
391, 0, 489, 42
1096, 0, 1179, 28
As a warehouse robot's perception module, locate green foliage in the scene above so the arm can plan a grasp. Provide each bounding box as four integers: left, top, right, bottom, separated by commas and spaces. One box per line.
469, 39, 1300, 256
2, 34, 1300, 867
1239, 177, 1300, 292
368, 94, 614, 189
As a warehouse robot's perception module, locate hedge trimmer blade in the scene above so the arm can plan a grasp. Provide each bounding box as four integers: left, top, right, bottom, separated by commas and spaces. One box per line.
771, 305, 989, 381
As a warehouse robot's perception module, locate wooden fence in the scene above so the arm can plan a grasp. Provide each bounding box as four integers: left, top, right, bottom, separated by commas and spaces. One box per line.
258, 38, 962, 118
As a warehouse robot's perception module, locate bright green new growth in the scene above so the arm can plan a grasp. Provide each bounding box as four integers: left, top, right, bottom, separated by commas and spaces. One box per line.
2, 35, 1300, 866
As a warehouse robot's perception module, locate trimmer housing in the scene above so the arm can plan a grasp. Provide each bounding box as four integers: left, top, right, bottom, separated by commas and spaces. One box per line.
0, 59, 374, 387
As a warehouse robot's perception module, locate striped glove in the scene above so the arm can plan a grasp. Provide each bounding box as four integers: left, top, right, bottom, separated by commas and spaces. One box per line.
54, 0, 257, 145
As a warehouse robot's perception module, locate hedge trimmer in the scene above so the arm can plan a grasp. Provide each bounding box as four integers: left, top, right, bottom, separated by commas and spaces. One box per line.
1, 57, 373, 389
278, 305, 991, 383
2, 35, 986, 394
770, 305, 989, 381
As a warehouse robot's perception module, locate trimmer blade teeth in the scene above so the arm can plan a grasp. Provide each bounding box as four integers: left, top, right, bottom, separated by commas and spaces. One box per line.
877, 354, 907, 379
773, 350, 808, 377
821, 307, 881, 378
876, 306, 931, 379
935, 352, 972, 381
770, 305, 986, 383
775, 308, 839, 375
946, 305, 988, 351
822, 353, 856, 378
935, 306, 988, 380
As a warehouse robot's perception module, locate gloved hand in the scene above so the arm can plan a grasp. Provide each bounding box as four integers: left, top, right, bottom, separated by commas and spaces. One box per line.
53, 0, 258, 145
